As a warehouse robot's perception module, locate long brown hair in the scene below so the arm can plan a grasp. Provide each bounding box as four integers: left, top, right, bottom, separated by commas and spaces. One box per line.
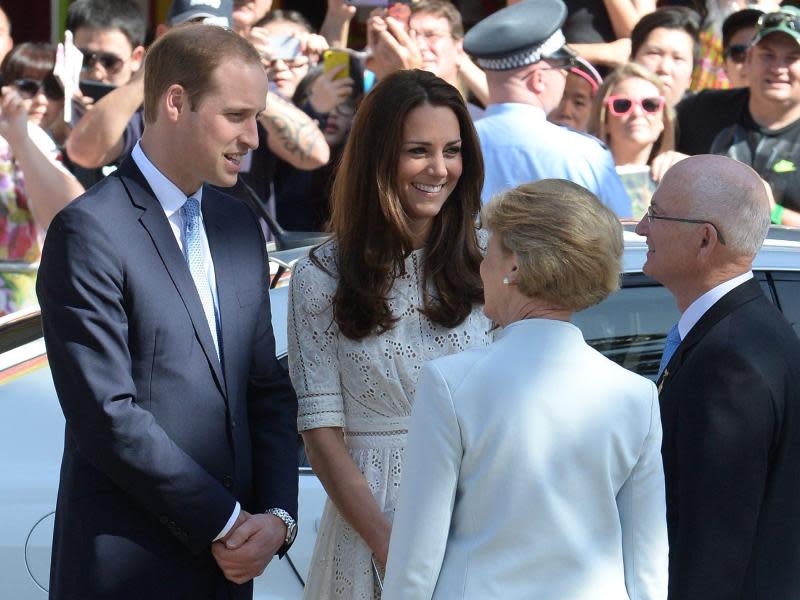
319, 69, 484, 340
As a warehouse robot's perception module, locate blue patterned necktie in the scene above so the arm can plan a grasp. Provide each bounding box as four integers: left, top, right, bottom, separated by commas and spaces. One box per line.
657, 323, 681, 380
182, 197, 220, 358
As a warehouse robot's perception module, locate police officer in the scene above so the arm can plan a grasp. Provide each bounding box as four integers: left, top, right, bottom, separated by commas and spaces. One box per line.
465, 0, 631, 215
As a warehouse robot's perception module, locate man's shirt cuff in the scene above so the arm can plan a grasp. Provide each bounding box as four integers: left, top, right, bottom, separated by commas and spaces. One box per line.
214, 501, 241, 541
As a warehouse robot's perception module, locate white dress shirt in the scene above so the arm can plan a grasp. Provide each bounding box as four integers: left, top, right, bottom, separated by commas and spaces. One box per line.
678, 271, 754, 340
130, 142, 239, 541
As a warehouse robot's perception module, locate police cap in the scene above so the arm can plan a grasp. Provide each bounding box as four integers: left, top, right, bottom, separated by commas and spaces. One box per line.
464, 0, 573, 71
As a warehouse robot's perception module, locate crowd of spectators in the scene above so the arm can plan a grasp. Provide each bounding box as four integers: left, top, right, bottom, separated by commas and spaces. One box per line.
1, 0, 798, 317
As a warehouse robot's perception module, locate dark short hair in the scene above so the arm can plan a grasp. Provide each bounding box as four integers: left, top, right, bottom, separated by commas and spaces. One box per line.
411, 0, 465, 39
66, 0, 146, 48
143, 23, 262, 124
721, 8, 763, 50
631, 7, 701, 63
253, 9, 313, 32
1, 42, 55, 83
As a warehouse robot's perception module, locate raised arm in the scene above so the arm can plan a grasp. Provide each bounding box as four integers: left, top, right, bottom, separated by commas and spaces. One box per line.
320, 0, 357, 49
260, 92, 330, 170
604, 0, 656, 38
0, 89, 83, 230
65, 68, 144, 168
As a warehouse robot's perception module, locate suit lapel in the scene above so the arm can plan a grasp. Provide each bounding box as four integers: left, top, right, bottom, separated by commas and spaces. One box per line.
116, 159, 227, 397
202, 190, 237, 401
658, 278, 763, 391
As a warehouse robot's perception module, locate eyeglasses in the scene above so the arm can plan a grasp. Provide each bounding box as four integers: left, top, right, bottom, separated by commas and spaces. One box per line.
757, 10, 800, 33
646, 206, 726, 245
78, 49, 125, 74
13, 77, 64, 101
723, 43, 749, 64
606, 95, 665, 116
266, 55, 310, 70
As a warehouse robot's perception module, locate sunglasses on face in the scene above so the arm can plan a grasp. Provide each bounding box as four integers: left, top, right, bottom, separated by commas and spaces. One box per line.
606, 95, 665, 116
13, 77, 64, 101
757, 10, 800, 33
723, 43, 749, 64
78, 49, 125, 74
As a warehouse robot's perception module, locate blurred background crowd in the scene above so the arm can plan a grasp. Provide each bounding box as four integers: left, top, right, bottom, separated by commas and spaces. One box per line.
1, 0, 798, 317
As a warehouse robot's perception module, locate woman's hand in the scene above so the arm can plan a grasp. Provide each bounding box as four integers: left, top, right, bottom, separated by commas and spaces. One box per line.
299, 32, 330, 61
302, 427, 394, 567
248, 26, 278, 63
650, 150, 689, 183
0, 87, 32, 148
367, 15, 423, 80
309, 66, 354, 114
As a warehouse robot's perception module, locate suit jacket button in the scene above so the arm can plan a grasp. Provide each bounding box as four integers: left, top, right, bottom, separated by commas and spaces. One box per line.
223, 475, 234, 488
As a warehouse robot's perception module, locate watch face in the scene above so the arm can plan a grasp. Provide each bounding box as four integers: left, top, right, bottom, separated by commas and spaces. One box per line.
286, 522, 298, 544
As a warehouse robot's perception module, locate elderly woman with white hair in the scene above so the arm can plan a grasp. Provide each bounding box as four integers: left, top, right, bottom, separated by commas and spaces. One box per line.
382, 180, 669, 600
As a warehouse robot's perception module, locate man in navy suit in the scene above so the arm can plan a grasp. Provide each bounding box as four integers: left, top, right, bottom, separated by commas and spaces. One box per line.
635, 154, 800, 599
37, 24, 298, 599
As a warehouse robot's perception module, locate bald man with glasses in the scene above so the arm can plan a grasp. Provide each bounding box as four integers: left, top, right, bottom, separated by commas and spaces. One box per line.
635, 154, 800, 600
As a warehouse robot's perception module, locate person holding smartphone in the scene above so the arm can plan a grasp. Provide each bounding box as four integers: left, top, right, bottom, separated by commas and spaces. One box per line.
0, 48, 84, 316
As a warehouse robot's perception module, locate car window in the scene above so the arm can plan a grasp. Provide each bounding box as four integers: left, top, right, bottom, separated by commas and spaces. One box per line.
572, 276, 680, 381
770, 271, 800, 337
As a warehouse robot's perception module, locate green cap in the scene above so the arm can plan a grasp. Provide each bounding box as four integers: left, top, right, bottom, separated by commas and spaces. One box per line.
753, 6, 800, 46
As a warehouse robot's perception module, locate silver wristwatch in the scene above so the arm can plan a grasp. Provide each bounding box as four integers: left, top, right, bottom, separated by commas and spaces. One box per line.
267, 507, 297, 547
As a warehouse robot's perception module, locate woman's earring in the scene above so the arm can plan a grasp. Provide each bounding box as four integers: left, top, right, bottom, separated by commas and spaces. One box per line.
502, 277, 510, 285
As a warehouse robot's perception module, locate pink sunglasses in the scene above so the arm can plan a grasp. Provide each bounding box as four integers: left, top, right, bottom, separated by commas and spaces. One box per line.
606, 95, 665, 116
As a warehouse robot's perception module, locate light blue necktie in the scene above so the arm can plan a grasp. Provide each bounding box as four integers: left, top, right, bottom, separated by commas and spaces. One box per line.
657, 323, 681, 380
182, 197, 220, 358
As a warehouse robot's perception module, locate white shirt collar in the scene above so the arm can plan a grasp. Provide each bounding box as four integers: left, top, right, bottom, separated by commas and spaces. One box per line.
131, 141, 203, 216
678, 271, 754, 339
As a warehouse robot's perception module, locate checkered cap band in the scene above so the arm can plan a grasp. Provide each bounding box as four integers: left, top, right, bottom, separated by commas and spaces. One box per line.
476, 29, 566, 71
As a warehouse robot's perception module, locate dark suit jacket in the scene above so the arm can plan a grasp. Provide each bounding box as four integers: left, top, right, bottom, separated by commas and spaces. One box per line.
37, 158, 298, 599
658, 278, 800, 599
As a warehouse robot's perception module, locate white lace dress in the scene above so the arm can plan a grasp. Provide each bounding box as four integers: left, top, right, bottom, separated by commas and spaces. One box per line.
288, 241, 492, 600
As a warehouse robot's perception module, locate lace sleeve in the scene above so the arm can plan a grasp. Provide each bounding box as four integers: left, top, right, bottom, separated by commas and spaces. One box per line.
288, 253, 345, 432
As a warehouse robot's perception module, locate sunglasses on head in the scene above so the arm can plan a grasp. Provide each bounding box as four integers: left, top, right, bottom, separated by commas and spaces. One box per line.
13, 77, 64, 101
757, 10, 800, 33
723, 43, 749, 64
606, 95, 665, 116
78, 49, 125, 74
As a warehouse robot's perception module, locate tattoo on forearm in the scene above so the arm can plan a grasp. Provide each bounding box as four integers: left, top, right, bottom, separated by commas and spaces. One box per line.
262, 99, 326, 163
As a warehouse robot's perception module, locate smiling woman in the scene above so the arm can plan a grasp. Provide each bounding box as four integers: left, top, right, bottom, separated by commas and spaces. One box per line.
588, 62, 676, 218
288, 69, 492, 599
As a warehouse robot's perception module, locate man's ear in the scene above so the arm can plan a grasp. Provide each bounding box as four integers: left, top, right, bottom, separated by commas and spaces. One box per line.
130, 45, 146, 73
697, 223, 720, 262
164, 84, 187, 122
525, 66, 545, 94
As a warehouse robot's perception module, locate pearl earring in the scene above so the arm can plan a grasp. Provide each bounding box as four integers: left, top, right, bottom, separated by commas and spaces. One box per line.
502, 277, 510, 285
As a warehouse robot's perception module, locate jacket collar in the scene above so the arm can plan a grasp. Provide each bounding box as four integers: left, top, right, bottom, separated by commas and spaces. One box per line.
114, 157, 228, 398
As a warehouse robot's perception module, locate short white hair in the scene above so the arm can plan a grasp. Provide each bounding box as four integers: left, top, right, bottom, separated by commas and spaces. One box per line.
684, 160, 770, 256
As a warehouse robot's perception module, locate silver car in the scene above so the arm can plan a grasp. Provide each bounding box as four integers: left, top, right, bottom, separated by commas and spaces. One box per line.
2, 228, 799, 598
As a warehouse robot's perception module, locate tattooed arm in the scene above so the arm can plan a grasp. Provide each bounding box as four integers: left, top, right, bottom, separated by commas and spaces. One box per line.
259, 93, 330, 170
